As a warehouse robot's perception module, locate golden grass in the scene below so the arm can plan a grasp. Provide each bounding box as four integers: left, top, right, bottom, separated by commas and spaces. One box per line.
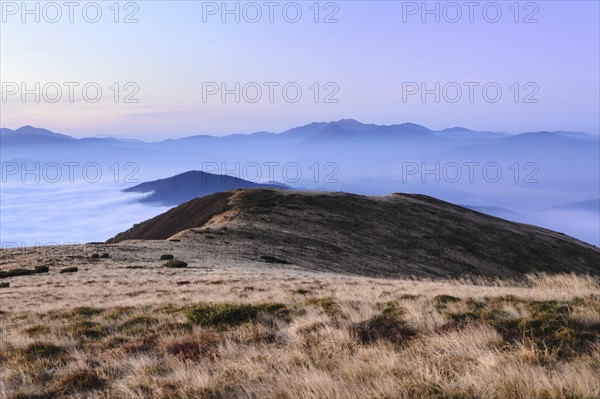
1, 261, 599, 398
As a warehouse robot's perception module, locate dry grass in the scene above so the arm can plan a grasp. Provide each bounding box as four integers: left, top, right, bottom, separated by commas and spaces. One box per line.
0, 243, 599, 398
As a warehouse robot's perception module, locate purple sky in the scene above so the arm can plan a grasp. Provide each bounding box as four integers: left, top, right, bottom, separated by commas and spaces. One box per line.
1, 1, 599, 138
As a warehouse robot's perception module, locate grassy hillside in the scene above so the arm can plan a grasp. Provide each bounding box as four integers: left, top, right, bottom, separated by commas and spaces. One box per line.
1, 256, 599, 398
108, 189, 600, 279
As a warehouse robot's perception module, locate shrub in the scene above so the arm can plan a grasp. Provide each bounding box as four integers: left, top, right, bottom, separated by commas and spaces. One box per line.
34, 265, 49, 274
0, 282, 9, 288
0, 268, 34, 279
100, 253, 110, 258
18, 342, 69, 363
163, 260, 188, 268
352, 313, 416, 346
70, 306, 103, 318
125, 265, 145, 269
184, 302, 288, 327
434, 294, 461, 305
62, 320, 108, 339
91, 253, 100, 259
60, 267, 78, 273
160, 254, 174, 260
447, 298, 600, 360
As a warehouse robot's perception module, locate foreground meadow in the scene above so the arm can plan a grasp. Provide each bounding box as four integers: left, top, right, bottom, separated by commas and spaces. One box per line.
0, 244, 599, 398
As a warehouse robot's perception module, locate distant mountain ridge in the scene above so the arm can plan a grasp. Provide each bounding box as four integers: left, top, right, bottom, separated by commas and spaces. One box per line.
2, 121, 597, 144
551, 199, 600, 213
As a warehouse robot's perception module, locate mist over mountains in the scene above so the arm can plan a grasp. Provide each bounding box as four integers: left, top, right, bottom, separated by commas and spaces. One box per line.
1, 120, 599, 246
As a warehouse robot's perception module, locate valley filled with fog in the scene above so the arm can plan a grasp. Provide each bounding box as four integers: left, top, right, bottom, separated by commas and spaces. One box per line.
2, 121, 598, 247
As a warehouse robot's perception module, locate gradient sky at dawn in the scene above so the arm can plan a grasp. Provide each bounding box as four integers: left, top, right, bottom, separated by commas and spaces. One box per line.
1, 0, 599, 139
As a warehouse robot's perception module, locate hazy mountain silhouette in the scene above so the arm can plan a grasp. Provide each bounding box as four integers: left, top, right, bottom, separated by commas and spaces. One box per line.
124, 171, 291, 206
550, 199, 600, 213
461, 205, 526, 222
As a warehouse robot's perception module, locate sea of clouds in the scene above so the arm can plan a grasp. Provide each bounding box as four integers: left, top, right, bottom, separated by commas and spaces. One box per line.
1, 180, 597, 249
0, 181, 169, 248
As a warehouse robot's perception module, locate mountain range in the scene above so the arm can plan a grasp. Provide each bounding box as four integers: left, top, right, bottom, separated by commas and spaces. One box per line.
3, 121, 599, 245
2, 121, 596, 146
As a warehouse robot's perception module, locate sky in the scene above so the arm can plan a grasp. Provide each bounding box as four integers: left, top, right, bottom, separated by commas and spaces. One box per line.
1, 0, 599, 139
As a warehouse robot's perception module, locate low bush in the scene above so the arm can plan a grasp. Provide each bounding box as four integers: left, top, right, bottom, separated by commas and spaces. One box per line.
62, 320, 108, 339
60, 267, 78, 273
18, 342, 70, 363
160, 254, 174, 260
352, 313, 416, 346
184, 302, 288, 327
0, 268, 33, 279
34, 265, 49, 274
163, 260, 188, 268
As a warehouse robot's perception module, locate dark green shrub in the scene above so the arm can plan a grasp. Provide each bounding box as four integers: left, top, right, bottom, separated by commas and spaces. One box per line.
60, 267, 79, 273
34, 265, 49, 274
160, 254, 174, 260
100, 253, 109, 258
91, 253, 100, 259
163, 260, 187, 268
0, 282, 9, 288
184, 302, 288, 327
0, 268, 34, 279
447, 298, 600, 360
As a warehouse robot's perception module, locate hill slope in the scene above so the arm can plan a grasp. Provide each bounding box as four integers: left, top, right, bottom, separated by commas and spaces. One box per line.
108, 189, 600, 279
